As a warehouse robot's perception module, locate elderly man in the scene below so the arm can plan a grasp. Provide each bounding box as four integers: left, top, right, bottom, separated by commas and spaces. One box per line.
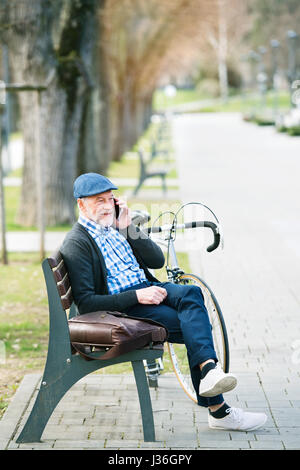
61, 172, 267, 431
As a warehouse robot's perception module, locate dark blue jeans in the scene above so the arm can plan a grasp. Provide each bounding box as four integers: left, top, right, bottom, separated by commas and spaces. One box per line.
123, 280, 224, 407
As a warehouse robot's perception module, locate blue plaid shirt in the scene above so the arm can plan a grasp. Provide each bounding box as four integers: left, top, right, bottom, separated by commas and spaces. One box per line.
78, 215, 147, 294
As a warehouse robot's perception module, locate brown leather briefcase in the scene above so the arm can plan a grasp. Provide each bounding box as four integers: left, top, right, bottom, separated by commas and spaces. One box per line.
68, 311, 168, 360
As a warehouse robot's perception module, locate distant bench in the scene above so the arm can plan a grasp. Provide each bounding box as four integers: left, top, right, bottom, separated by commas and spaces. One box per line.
133, 149, 168, 196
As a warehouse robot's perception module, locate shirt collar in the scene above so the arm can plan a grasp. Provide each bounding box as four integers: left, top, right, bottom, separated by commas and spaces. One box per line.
78, 214, 112, 237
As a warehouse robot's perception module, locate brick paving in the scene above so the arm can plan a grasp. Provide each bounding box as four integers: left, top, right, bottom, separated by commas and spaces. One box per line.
1, 112, 300, 450
0, 372, 283, 450
174, 112, 300, 450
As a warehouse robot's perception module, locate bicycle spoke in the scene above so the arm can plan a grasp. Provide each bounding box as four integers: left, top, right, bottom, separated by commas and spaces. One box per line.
167, 273, 229, 402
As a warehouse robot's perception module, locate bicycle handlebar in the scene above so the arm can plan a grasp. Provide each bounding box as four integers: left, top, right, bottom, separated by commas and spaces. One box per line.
146, 220, 221, 252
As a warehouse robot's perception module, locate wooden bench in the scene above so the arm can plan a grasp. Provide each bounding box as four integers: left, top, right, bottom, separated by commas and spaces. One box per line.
133, 149, 168, 196
16, 251, 164, 443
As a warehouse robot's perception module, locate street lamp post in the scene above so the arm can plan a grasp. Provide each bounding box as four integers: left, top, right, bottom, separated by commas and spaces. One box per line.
270, 39, 280, 120
240, 54, 249, 108
248, 50, 260, 91
248, 50, 260, 116
287, 30, 299, 108
257, 46, 268, 111
0, 79, 8, 264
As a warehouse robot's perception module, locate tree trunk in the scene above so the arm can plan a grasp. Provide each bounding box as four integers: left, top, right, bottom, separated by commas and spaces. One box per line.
78, 2, 110, 176
1, 0, 105, 226
110, 84, 153, 162
110, 96, 126, 162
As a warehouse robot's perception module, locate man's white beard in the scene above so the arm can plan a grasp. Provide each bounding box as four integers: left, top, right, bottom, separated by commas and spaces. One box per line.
84, 206, 114, 227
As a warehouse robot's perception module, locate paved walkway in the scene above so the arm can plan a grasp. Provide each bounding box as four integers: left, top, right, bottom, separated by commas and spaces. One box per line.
1, 112, 300, 450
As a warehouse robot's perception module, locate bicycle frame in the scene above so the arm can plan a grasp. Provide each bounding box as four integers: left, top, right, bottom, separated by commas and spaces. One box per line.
134, 208, 224, 388
154, 228, 183, 282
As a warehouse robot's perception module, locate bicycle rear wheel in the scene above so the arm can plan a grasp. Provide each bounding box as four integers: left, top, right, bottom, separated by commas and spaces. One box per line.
167, 273, 230, 403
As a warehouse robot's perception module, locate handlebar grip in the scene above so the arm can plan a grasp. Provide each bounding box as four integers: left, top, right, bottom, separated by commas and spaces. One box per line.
146, 221, 221, 252
145, 226, 161, 233
184, 221, 220, 252
131, 210, 151, 226
205, 222, 220, 252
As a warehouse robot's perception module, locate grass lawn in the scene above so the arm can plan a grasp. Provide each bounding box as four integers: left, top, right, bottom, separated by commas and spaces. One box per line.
153, 87, 291, 114
0, 253, 49, 417
153, 88, 207, 110
4, 186, 73, 232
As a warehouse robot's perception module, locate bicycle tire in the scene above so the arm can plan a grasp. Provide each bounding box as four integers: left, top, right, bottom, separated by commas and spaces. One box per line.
167, 273, 230, 403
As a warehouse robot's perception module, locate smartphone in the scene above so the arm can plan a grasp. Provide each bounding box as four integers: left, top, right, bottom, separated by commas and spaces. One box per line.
114, 198, 120, 220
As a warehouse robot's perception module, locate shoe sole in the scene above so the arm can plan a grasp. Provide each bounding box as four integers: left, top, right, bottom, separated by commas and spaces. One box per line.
200, 375, 237, 397
209, 414, 268, 431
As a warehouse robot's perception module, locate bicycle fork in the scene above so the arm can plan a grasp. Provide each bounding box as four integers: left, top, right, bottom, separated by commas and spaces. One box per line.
144, 358, 164, 387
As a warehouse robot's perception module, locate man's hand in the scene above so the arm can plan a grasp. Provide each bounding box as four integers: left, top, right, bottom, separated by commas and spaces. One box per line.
114, 197, 132, 229
136, 286, 167, 305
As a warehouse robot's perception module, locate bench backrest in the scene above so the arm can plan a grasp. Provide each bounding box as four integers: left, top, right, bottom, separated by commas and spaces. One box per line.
47, 251, 73, 311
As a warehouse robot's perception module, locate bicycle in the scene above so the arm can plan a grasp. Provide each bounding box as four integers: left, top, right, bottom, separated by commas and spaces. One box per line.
132, 202, 230, 403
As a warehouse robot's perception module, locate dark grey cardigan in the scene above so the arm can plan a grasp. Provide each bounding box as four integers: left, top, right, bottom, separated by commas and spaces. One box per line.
60, 222, 165, 314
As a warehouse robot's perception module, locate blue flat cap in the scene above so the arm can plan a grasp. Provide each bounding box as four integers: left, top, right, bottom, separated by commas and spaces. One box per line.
73, 173, 118, 199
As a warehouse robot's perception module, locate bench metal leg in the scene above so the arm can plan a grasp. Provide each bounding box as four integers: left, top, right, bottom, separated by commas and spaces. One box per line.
17, 351, 161, 443
16, 356, 102, 443
16, 376, 70, 443
133, 178, 145, 196
131, 360, 156, 442
18, 359, 157, 443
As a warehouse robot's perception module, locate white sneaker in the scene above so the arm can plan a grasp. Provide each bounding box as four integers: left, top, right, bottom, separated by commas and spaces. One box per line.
208, 406, 268, 431
199, 364, 237, 397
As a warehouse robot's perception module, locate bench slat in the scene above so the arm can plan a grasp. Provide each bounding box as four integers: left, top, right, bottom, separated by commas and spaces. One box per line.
61, 287, 73, 310
52, 262, 68, 282
47, 255, 73, 311
48, 252, 63, 269
56, 273, 71, 297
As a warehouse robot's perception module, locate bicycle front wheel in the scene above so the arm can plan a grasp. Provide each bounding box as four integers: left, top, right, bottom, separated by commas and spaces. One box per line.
167, 273, 230, 403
